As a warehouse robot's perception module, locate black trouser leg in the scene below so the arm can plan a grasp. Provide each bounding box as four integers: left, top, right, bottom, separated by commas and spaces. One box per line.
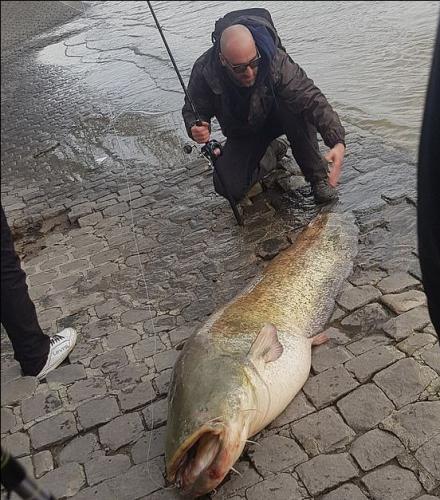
1, 206, 49, 376
213, 120, 283, 203
277, 108, 328, 183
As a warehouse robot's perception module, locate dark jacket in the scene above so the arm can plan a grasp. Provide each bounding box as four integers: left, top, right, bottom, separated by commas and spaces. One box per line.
182, 12, 345, 148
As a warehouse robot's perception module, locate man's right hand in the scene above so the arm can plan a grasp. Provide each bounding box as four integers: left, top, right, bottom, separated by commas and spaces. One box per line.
191, 121, 210, 144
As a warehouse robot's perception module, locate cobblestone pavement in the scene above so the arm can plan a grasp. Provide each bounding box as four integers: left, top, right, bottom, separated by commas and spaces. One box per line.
1, 3, 439, 500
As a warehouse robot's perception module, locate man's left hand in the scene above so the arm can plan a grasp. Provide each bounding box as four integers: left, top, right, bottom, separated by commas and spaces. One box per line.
325, 143, 346, 187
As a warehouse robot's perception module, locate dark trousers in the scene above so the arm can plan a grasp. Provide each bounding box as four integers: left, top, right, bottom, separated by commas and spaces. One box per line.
213, 107, 327, 202
1, 206, 49, 376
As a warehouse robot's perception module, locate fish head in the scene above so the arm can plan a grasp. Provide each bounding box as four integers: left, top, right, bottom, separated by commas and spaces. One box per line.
166, 348, 255, 497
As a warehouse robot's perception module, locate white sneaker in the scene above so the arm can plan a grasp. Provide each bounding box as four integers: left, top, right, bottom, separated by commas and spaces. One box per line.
36, 328, 78, 380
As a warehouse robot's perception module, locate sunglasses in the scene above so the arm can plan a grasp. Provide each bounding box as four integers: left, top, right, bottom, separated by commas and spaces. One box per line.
222, 48, 261, 74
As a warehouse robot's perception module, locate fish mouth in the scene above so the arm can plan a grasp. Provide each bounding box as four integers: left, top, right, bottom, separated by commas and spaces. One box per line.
167, 424, 233, 497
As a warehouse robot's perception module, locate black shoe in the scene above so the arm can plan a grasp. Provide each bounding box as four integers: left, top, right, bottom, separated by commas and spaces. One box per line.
311, 179, 339, 204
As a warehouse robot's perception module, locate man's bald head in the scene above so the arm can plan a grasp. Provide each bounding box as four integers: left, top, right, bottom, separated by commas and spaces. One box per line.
219, 24, 259, 87
220, 24, 256, 59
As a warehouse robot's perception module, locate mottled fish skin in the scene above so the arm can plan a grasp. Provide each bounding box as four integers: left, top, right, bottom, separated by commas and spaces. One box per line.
165, 212, 358, 497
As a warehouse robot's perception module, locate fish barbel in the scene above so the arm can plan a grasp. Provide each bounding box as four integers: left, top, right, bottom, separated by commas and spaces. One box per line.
165, 212, 358, 497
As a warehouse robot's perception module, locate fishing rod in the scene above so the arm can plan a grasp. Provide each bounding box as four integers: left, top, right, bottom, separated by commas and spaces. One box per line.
146, 0, 243, 225
1, 447, 55, 500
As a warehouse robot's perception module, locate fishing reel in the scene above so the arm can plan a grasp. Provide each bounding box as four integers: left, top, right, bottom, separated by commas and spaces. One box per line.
183, 140, 223, 163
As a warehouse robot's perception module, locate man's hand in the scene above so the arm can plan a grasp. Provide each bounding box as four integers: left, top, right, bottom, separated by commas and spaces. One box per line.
191, 121, 210, 144
325, 143, 346, 187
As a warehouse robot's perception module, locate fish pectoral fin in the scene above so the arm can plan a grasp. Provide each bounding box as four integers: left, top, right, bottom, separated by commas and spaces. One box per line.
248, 323, 284, 363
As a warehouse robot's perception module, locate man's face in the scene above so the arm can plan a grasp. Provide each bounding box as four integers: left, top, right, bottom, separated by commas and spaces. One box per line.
220, 47, 260, 87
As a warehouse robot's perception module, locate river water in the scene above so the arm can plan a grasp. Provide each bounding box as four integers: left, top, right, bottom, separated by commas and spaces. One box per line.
37, 1, 439, 159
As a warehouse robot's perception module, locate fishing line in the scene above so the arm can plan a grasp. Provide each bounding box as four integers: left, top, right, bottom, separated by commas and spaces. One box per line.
61, 1, 173, 491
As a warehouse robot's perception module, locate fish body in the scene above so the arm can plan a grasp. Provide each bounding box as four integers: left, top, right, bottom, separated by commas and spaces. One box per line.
165, 213, 358, 497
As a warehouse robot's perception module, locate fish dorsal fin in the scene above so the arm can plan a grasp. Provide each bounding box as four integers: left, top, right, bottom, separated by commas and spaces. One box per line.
248, 323, 283, 363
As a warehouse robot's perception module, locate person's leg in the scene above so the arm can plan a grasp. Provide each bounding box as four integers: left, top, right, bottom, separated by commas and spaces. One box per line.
213, 123, 284, 203
277, 109, 337, 202
0, 205, 50, 376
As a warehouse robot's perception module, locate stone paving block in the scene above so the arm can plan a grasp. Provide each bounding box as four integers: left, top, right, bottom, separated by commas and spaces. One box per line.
29, 412, 78, 450
52, 274, 82, 292
67, 377, 107, 403
1, 407, 16, 433
40, 254, 69, 271
107, 461, 164, 499
303, 366, 359, 409
91, 248, 120, 266
345, 345, 405, 382
106, 327, 141, 348
337, 383, 394, 431
78, 212, 103, 227
245, 473, 304, 500
215, 460, 261, 498
361, 464, 422, 500
90, 348, 128, 373
58, 433, 103, 465
68, 202, 94, 223
69, 234, 101, 248
133, 337, 166, 360
336, 285, 381, 312
102, 201, 129, 217
397, 333, 437, 356
296, 453, 359, 496
33, 450, 54, 478
346, 334, 391, 355
311, 344, 352, 373
85, 454, 131, 486
153, 368, 172, 396
1, 376, 38, 405
320, 326, 352, 345
350, 428, 404, 471
98, 412, 144, 451
83, 318, 117, 339
415, 433, 440, 481
248, 435, 307, 476
142, 397, 168, 429
72, 241, 107, 259
377, 272, 419, 294
381, 290, 427, 314
153, 349, 180, 372
340, 302, 391, 333
77, 396, 120, 430
321, 483, 369, 500
95, 298, 127, 319
118, 380, 156, 411
380, 401, 440, 451
109, 364, 147, 389
420, 342, 440, 374
29, 270, 58, 286
29, 283, 53, 300
59, 259, 90, 275
46, 363, 87, 385
291, 407, 355, 456
168, 326, 194, 348
373, 358, 438, 408
38, 463, 85, 499
131, 426, 166, 463
349, 268, 387, 286
21, 391, 62, 423
2, 432, 30, 457
69, 339, 103, 363
269, 391, 316, 429
382, 306, 431, 340
121, 308, 156, 325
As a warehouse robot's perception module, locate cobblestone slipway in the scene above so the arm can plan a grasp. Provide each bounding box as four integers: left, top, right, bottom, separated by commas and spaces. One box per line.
1, 2, 439, 499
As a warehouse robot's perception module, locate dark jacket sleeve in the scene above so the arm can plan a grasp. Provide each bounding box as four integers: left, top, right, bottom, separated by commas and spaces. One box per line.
182, 57, 216, 139
274, 51, 346, 149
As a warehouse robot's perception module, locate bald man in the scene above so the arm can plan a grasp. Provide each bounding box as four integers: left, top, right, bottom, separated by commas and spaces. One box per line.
182, 8, 346, 206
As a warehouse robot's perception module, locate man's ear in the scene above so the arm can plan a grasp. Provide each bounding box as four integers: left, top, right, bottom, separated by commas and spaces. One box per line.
219, 52, 226, 67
